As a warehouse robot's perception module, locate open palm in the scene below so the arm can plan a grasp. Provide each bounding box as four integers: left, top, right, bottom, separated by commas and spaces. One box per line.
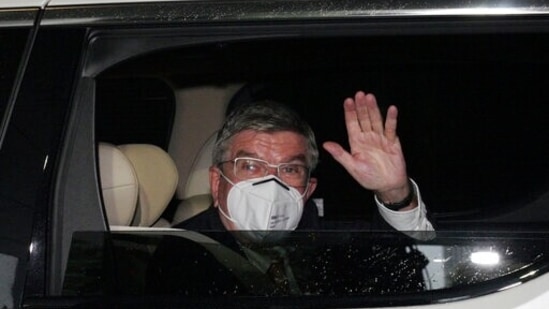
323, 91, 409, 199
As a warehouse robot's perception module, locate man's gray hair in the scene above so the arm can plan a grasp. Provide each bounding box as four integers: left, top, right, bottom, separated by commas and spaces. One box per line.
213, 100, 319, 170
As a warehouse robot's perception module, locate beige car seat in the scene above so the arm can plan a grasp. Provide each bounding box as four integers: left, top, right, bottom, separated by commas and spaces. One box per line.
99, 143, 179, 227
171, 133, 216, 225
98, 142, 139, 226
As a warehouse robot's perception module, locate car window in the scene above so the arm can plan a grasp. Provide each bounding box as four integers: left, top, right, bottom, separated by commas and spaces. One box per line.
95, 77, 176, 151
0, 28, 28, 137
61, 229, 549, 307
60, 28, 549, 306
94, 34, 549, 225
0, 27, 32, 309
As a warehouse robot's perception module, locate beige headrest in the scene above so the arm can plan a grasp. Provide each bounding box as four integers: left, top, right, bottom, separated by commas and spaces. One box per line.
98, 142, 138, 226
183, 132, 216, 198
118, 144, 179, 227
172, 194, 213, 225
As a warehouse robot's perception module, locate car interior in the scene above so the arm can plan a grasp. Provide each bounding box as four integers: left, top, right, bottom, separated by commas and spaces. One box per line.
93, 34, 549, 230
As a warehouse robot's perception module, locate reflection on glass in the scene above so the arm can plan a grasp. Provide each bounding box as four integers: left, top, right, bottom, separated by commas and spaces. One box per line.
62, 230, 549, 305
471, 251, 500, 266
0, 253, 18, 309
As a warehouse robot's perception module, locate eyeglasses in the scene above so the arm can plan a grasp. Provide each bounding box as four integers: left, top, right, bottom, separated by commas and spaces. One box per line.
219, 157, 310, 187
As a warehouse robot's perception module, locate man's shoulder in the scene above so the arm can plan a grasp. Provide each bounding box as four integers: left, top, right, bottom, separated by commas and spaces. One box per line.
147, 232, 244, 294
173, 206, 223, 230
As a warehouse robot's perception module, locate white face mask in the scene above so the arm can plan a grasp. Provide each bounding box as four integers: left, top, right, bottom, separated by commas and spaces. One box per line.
218, 174, 306, 232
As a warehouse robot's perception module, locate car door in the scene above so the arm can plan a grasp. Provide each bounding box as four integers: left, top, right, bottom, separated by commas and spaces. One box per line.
0, 3, 44, 308
0, 1, 88, 308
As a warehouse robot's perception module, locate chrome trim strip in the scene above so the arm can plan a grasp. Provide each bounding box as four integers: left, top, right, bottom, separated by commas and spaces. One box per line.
0, 9, 38, 27
42, 0, 549, 26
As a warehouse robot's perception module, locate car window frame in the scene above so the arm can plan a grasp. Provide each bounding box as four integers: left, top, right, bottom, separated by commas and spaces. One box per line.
42, 1, 549, 306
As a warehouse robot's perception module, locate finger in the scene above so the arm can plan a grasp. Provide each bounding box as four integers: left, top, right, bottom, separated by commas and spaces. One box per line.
362, 93, 384, 134
354, 91, 372, 132
322, 141, 355, 170
343, 97, 363, 138
384, 105, 399, 143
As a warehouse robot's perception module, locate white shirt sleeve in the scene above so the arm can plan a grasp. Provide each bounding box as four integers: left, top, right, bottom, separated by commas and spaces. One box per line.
374, 178, 434, 232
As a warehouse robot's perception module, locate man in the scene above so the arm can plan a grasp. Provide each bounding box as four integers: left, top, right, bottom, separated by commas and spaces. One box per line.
149, 91, 433, 296
175, 91, 433, 233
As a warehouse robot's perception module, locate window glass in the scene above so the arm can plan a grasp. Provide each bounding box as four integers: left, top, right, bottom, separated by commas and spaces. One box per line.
1, 27, 85, 302
0, 27, 29, 309
62, 230, 549, 307
98, 33, 549, 225
0, 29, 27, 129
95, 77, 176, 151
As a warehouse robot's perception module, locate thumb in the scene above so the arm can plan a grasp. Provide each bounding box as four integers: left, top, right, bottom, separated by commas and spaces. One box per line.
322, 141, 354, 168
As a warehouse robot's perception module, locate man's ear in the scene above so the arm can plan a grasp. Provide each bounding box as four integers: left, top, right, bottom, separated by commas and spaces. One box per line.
209, 166, 221, 207
304, 177, 318, 201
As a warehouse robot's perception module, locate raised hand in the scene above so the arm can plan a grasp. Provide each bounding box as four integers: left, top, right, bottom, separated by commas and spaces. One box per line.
322, 91, 414, 207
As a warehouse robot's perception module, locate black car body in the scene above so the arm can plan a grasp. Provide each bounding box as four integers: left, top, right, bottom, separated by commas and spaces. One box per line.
2, 0, 549, 308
